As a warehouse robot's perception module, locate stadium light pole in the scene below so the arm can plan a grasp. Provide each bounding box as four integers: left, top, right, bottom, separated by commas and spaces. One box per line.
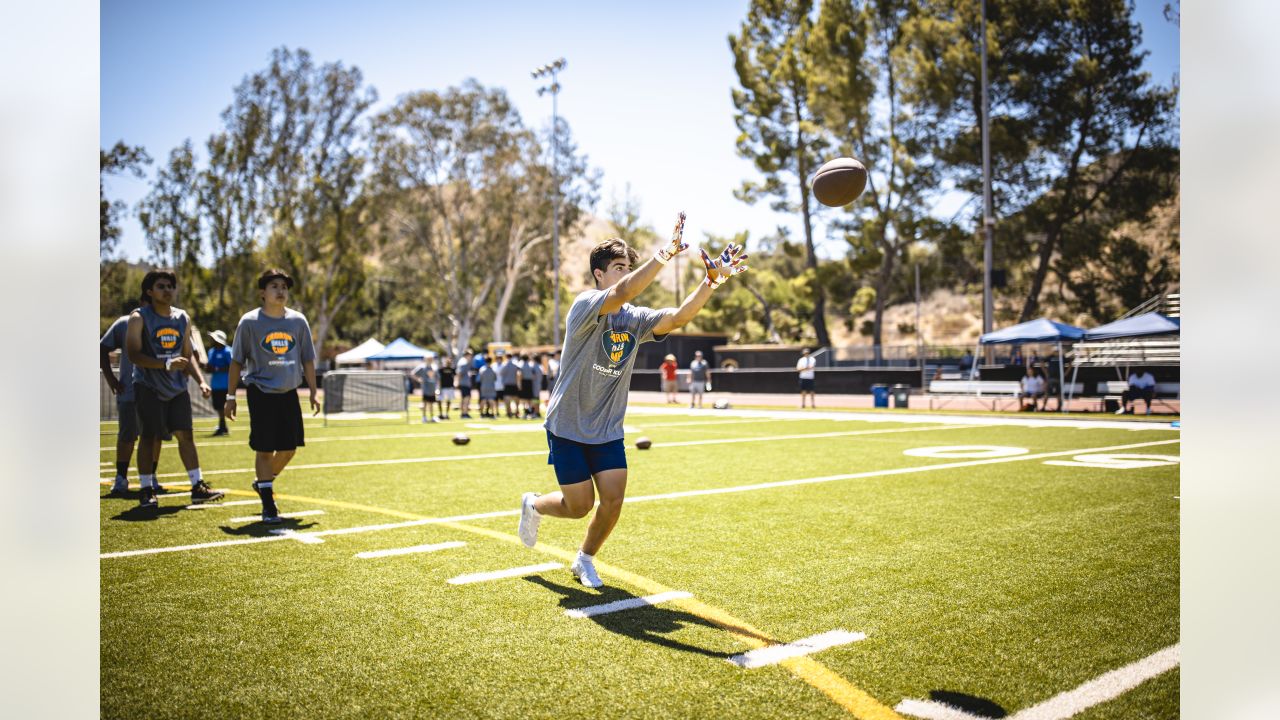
533, 57, 567, 348
980, 0, 995, 356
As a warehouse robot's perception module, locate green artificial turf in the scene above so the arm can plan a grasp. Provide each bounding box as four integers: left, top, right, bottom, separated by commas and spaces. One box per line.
100, 409, 1179, 719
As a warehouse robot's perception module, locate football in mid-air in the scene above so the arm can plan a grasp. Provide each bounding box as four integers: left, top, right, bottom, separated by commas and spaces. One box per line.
634, 437, 652, 450
452, 434, 470, 446
811, 157, 868, 207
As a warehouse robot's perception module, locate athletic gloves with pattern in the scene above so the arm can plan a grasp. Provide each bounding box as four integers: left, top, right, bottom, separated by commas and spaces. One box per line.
701, 242, 749, 288
654, 211, 689, 265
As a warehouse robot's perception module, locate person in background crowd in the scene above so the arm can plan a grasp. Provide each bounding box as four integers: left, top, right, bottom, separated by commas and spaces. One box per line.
499, 353, 519, 418
206, 329, 232, 436
660, 353, 679, 403
688, 350, 711, 409
478, 355, 498, 419
437, 355, 457, 420
458, 350, 475, 419
796, 347, 817, 409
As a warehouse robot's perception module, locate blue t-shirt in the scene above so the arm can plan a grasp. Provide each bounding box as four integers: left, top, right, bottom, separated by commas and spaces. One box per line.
207, 346, 232, 391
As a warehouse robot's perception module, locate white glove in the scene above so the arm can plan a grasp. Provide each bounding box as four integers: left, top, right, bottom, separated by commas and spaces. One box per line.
700, 242, 750, 288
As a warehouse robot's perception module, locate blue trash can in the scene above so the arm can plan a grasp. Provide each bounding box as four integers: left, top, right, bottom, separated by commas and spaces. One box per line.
871, 384, 890, 408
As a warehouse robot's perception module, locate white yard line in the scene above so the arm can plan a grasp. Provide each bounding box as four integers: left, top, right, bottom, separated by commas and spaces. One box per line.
99, 415, 806, 451
896, 645, 1180, 720
564, 590, 693, 619
446, 562, 562, 585
227, 510, 325, 523
355, 541, 466, 559
103, 424, 977, 480
625, 405, 1178, 432
727, 629, 866, 668
101, 437, 1179, 560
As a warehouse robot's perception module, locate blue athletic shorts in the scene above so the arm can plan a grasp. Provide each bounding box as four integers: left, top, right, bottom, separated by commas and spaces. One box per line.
546, 430, 627, 486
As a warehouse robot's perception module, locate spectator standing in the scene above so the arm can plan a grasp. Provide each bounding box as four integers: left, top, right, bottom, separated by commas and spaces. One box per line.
206, 329, 232, 435
660, 354, 679, 403
412, 356, 439, 423
457, 350, 475, 419
478, 356, 498, 418
499, 354, 520, 418
437, 355, 457, 420
688, 350, 710, 409
796, 347, 817, 409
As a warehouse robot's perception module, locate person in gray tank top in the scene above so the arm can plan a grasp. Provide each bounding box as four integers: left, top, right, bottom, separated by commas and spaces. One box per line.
516, 214, 749, 588
225, 268, 319, 524
125, 269, 222, 508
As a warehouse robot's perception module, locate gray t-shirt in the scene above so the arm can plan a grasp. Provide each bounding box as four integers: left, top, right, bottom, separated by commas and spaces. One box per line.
231, 307, 316, 393
499, 359, 519, 388
413, 364, 437, 394
690, 359, 709, 382
478, 365, 497, 395
100, 315, 137, 403
545, 289, 666, 443
131, 305, 191, 401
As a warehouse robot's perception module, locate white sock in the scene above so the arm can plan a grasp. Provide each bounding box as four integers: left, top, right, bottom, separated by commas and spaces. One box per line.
577, 550, 594, 563
140, 473, 157, 489
188, 468, 202, 487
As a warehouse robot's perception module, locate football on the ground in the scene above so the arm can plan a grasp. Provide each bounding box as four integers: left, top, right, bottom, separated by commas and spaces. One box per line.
634, 437, 652, 450
811, 157, 868, 207
452, 434, 470, 446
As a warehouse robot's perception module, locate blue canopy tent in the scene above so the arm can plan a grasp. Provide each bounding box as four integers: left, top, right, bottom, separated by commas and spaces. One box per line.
367, 338, 434, 363
978, 318, 1085, 412
1083, 312, 1179, 340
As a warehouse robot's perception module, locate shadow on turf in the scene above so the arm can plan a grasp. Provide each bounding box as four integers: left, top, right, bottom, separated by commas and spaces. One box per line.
216, 517, 318, 537
525, 575, 769, 659
928, 690, 1008, 718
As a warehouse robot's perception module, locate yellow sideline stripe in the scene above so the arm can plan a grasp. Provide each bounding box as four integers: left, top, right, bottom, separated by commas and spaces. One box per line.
212, 488, 901, 719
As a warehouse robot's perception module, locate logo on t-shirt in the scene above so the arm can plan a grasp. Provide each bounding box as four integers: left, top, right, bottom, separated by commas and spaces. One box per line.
155, 327, 181, 352
601, 329, 636, 367
262, 331, 296, 356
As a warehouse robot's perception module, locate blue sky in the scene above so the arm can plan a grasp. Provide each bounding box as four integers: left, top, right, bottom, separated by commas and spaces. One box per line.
101, 0, 1179, 263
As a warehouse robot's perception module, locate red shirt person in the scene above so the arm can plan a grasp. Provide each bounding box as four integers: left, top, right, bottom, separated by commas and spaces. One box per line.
660, 354, 679, 403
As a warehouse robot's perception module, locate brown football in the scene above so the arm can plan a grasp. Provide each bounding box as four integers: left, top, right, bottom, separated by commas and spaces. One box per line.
634, 437, 652, 450
452, 434, 470, 446
811, 157, 868, 207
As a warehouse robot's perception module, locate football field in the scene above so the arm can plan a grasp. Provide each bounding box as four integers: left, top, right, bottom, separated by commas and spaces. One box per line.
99, 406, 1179, 719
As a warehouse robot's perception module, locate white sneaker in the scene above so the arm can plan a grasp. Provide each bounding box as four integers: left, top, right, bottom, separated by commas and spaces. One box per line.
1115, 406, 1126, 415
570, 555, 603, 588
518, 492, 541, 547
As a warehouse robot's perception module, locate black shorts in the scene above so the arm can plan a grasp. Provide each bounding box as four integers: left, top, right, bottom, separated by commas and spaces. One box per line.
799, 378, 816, 392
135, 385, 193, 438
496, 388, 507, 400
518, 382, 535, 401
247, 384, 305, 452
211, 389, 227, 414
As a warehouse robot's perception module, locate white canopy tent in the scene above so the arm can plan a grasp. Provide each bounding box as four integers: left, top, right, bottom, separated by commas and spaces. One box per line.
334, 338, 386, 366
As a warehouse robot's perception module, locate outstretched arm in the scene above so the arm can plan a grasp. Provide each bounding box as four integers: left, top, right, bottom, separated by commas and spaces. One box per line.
600, 212, 689, 316
652, 242, 749, 336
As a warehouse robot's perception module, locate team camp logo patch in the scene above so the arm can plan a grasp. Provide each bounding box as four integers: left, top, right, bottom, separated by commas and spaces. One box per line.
261, 331, 296, 356
601, 329, 636, 367
155, 327, 181, 351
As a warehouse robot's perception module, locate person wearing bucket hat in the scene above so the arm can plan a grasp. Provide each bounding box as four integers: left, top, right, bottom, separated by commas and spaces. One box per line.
660, 353, 679, 403
206, 329, 232, 436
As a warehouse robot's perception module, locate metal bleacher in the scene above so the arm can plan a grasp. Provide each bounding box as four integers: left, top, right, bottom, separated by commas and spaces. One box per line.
1067, 291, 1181, 409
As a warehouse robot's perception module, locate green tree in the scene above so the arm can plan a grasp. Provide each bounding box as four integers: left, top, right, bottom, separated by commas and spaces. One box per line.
138, 139, 202, 303
811, 0, 945, 360
100, 141, 151, 259
369, 80, 526, 355
729, 0, 833, 347
904, 0, 1178, 321
224, 47, 378, 358
198, 131, 264, 333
